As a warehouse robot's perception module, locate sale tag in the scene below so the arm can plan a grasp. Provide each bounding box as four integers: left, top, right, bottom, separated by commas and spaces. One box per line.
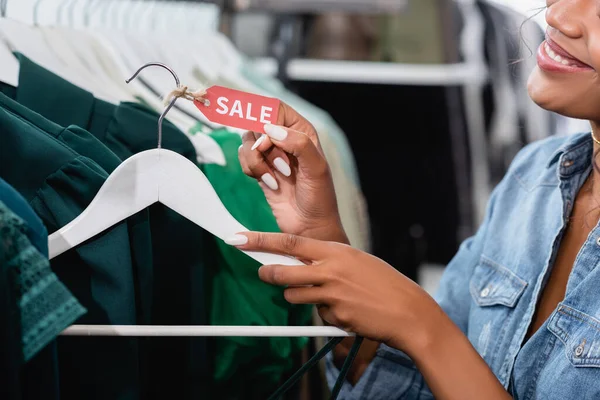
194, 86, 280, 134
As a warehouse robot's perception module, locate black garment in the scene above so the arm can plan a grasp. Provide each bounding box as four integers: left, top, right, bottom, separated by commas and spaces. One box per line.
291, 82, 462, 281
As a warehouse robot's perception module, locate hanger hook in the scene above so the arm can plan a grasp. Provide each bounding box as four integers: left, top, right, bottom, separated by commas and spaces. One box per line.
125, 62, 182, 149
84, 0, 100, 27
33, 0, 44, 25
56, 0, 69, 26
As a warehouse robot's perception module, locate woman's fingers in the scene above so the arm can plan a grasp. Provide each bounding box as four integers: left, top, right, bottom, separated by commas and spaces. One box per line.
258, 264, 327, 286
283, 286, 328, 304
226, 231, 334, 260
238, 144, 251, 176
263, 124, 328, 178
277, 102, 321, 148
251, 132, 293, 178
240, 131, 279, 191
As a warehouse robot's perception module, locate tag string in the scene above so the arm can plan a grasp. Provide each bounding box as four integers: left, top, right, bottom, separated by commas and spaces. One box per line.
164, 85, 210, 107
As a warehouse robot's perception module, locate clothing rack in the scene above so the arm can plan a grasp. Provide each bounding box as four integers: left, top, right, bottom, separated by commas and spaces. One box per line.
228, 0, 409, 13
62, 325, 353, 337
250, 58, 487, 86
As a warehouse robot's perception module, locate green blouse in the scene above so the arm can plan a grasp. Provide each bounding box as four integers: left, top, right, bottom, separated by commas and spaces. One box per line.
203, 129, 313, 398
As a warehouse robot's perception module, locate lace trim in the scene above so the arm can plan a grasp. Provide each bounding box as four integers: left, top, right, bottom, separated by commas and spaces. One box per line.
0, 202, 86, 362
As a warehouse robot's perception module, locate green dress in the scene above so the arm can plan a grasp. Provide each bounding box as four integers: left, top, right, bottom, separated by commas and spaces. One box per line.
0, 93, 150, 400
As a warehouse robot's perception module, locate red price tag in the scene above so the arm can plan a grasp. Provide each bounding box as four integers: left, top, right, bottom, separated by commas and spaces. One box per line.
194, 86, 280, 134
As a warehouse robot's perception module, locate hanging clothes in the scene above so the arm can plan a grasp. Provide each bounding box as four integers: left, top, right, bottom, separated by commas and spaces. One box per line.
0, 92, 153, 400
0, 53, 212, 399
1, 53, 315, 398
202, 128, 313, 398
0, 197, 86, 400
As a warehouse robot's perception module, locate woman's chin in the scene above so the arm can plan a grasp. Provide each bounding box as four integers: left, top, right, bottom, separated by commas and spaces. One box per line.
527, 67, 598, 121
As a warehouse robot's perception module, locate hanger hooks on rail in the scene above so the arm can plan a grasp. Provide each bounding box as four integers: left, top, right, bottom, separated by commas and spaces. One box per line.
126, 62, 181, 149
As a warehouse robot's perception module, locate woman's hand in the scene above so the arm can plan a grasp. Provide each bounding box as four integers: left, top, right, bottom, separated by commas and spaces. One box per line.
226, 231, 513, 400
226, 231, 440, 351
238, 103, 346, 242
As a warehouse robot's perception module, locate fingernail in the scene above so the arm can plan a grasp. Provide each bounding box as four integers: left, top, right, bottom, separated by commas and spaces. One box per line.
238, 145, 243, 152
261, 173, 279, 190
251, 134, 266, 151
224, 234, 248, 246
264, 124, 288, 141
273, 157, 291, 177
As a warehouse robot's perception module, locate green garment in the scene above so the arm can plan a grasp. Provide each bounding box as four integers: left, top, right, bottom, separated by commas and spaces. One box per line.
0, 200, 86, 361
202, 128, 313, 398
4, 53, 210, 399
0, 197, 85, 400
0, 93, 149, 400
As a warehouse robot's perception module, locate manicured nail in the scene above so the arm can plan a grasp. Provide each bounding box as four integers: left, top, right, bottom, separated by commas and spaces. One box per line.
273, 157, 291, 177
261, 173, 279, 190
264, 124, 288, 141
251, 134, 266, 150
225, 234, 248, 246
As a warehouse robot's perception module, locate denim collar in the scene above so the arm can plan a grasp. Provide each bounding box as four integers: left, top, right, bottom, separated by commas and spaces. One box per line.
547, 132, 594, 178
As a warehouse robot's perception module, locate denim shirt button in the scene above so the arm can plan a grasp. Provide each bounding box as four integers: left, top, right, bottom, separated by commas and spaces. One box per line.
575, 345, 584, 357
480, 287, 491, 298
596, 237, 600, 246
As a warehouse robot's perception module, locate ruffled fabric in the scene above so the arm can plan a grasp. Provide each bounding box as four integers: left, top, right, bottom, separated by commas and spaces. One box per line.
0, 97, 148, 400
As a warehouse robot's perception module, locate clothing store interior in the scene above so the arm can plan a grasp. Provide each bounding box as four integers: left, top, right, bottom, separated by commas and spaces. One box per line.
0, 0, 589, 399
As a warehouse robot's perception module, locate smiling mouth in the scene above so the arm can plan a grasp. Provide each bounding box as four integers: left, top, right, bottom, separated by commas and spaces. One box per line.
544, 42, 577, 66
544, 37, 593, 69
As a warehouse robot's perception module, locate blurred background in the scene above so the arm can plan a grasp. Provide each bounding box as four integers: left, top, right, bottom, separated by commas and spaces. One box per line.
5, 0, 588, 291
218, 0, 587, 293
0, 1, 592, 399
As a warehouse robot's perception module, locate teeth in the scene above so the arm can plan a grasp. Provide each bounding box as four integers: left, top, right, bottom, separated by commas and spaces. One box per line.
545, 42, 577, 66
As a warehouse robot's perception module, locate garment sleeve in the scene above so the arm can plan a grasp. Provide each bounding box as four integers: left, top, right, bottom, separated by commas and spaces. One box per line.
325, 176, 503, 399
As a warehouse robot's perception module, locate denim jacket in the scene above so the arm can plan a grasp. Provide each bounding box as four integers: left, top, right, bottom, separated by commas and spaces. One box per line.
327, 132, 600, 399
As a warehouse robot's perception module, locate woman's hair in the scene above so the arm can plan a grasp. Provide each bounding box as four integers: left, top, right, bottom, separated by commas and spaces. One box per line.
516, 7, 546, 62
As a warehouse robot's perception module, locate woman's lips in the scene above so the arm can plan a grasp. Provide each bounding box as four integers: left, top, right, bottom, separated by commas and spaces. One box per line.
537, 38, 594, 73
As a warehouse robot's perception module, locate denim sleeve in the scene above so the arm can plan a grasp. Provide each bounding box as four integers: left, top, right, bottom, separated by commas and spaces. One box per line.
325, 178, 503, 399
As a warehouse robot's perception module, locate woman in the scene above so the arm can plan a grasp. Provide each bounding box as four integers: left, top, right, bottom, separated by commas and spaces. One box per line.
231, 1, 600, 398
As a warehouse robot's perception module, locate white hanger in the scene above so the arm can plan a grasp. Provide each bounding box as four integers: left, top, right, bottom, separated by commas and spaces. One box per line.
39, 0, 136, 101
0, 1, 14, 87
0, 30, 19, 87
50, 63, 349, 338
0, 1, 121, 103
48, 63, 293, 268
